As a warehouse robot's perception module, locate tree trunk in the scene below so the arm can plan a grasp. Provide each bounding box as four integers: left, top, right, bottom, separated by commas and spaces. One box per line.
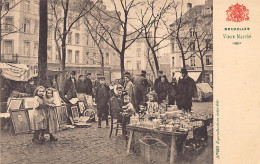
200, 56, 205, 83
60, 39, 66, 96
99, 49, 104, 76
120, 51, 125, 78
38, 0, 48, 86
151, 48, 159, 74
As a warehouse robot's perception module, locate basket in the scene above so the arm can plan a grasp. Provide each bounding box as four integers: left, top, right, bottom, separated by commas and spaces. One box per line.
139, 136, 169, 162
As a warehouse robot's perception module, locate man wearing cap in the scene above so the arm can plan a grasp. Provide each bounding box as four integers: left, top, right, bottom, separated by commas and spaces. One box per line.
64, 71, 77, 100
177, 68, 197, 112
154, 70, 163, 89
133, 70, 150, 112
95, 76, 110, 128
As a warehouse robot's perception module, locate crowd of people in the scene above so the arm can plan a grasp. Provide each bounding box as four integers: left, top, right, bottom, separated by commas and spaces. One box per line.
1, 68, 197, 143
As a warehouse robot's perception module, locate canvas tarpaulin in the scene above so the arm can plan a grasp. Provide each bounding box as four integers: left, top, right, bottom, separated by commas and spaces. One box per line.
0, 63, 29, 81
196, 83, 213, 101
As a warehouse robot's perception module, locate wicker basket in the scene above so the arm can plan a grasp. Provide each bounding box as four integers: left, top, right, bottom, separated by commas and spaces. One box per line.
139, 136, 169, 162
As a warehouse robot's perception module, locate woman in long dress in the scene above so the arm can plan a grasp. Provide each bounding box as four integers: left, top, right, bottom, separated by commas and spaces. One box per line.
123, 74, 135, 106
44, 88, 59, 141
31, 86, 47, 144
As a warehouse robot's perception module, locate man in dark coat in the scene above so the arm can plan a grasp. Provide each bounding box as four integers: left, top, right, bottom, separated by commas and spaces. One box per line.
154, 70, 163, 89
133, 70, 150, 112
64, 71, 77, 100
95, 76, 110, 128
177, 68, 197, 112
84, 73, 93, 96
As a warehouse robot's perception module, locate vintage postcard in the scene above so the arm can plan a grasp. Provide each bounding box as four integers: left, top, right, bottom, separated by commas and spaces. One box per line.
0, 0, 259, 163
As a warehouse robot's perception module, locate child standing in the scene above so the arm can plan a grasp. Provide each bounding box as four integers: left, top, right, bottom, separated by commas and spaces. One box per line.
120, 92, 135, 137
95, 76, 110, 128
146, 91, 159, 114
44, 88, 58, 141
31, 86, 47, 144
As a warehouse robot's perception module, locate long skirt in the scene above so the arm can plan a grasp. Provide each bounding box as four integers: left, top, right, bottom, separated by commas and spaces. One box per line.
45, 107, 59, 134
31, 108, 47, 131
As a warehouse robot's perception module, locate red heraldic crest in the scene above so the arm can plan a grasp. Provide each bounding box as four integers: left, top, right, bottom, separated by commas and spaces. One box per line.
226, 3, 249, 22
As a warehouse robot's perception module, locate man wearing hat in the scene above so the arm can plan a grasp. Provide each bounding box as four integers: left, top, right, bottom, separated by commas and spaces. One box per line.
177, 68, 197, 112
154, 70, 163, 89
64, 71, 77, 100
133, 70, 150, 112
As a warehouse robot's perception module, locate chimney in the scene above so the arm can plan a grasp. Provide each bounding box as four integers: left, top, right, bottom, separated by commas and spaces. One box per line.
187, 3, 192, 11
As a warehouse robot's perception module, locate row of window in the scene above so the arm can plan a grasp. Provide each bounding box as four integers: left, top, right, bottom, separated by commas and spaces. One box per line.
126, 61, 142, 70
171, 55, 213, 67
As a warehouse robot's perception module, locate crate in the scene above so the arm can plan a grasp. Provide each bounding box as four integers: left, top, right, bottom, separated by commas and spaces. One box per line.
139, 136, 169, 162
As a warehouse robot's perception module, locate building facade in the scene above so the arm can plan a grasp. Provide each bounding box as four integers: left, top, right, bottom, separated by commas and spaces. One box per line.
1, 0, 120, 82
124, 36, 154, 81
170, 0, 213, 84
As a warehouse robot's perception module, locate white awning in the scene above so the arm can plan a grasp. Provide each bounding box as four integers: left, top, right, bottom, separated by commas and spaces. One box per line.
111, 71, 121, 81
0, 62, 29, 81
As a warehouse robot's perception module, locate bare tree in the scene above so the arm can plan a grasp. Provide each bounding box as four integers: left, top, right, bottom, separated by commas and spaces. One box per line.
49, 0, 98, 94
0, 0, 24, 61
88, 0, 144, 77
135, 0, 174, 76
167, 0, 197, 69
84, 5, 107, 76
192, 18, 213, 82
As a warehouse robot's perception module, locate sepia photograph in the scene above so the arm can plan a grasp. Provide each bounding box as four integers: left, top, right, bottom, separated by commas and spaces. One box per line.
0, 0, 225, 163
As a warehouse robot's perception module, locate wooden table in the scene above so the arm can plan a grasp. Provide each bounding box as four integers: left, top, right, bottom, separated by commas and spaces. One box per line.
126, 125, 188, 164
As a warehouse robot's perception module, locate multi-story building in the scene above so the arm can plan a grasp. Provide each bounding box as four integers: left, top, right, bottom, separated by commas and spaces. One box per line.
124, 36, 154, 81
170, 0, 213, 84
1, 0, 120, 82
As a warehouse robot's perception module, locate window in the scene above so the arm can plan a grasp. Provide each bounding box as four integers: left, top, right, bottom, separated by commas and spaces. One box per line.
190, 55, 196, 66
75, 51, 79, 63
24, 19, 30, 33
205, 74, 210, 83
55, 46, 60, 62
172, 57, 175, 67
190, 28, 195, 37
3, 40, 13, 54
24, 41, 30, 56
126, 61, 131, 70
3, 2, 9, 10
93, 53, 96, 64
189, 42, 195, 51
68, 32, 72, 44
105, 53, 109, 65
137, 48, 141, 57
85, 35, 89, 45
171, 43, 174, 53
67, 50, 72, 63
85, 52, 89, 64
206, 55, 213, 65
47, 46, 52, 59
136, 61, 141, 70
4, 17, 14, 32
33, 42, 38, 56
34, 20, 39, 34
75, 33, 80, 44
24, 0, 30, 12
205, 39, 213, 50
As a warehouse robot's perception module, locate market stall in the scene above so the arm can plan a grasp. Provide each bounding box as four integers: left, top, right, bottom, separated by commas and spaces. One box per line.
126, 105, 213, 163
